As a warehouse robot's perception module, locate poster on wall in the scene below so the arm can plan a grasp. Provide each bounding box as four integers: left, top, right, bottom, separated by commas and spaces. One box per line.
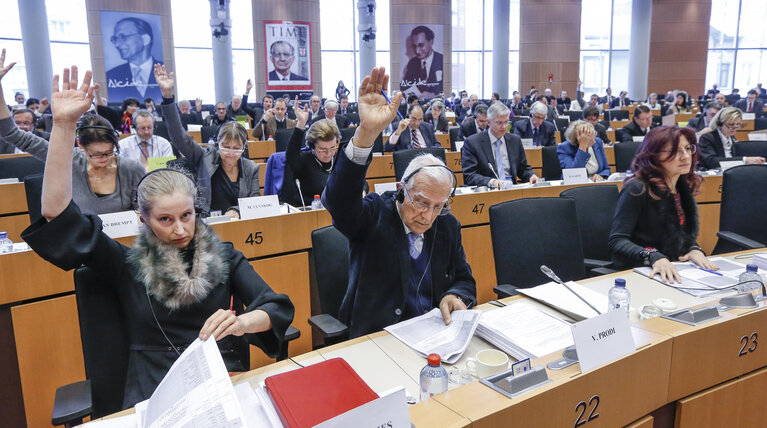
100, 10, 164, 102
399, 24, 444, 99
264, 20, 312, 94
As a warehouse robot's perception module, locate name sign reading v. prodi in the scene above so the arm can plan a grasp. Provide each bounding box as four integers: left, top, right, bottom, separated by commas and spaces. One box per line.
571, 309, 635, 373
99, 211, 140, 238
562, 167, 588, 185
238, 195, 281, 220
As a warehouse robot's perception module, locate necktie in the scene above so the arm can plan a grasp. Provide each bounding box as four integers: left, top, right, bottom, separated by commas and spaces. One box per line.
411, 128, 421, 148
132, 66, 146, 97
533, 127, 539, 146
139, 141, 149, 169
493, 140, 505, 180
407, 232, 420, 259
748, 102, 752, 112
418, 60, 427, 81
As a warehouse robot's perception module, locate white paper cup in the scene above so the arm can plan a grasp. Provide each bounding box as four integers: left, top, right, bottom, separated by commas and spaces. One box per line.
466, 349, 509, 379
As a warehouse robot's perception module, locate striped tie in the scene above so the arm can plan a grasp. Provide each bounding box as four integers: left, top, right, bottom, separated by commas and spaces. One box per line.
407, 232, 420, 259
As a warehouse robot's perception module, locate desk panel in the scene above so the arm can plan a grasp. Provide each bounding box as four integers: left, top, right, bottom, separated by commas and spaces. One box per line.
461, 226, 496, 301
211, 211, 317, 258
0, 213, 30, 243
247, 140, 276, 160
0, 182, 28, 215
367, 155, 394, 178
0, 250, 72, 306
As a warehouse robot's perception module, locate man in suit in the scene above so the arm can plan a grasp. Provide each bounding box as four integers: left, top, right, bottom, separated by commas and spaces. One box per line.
734, 89, 764, 114
456, 97, 471, 123
459, 104, 489, 139
524, 89, 539, 108
600, 88, 614, 106
203, 102, 234, 127
178, 99, 202, 128
384, 104, 441, 151
322, 67, 476, 337
582, 106, 611, 145
308, 95, 323, 122
401, 26, 444, 99
12, 109, 50, 141
587, 94, 604, 113
462, 102, 538, 188
267, 40, 308, 81
310, 100, 350, 129
688, 102, 722, 133
105, 17, 163, 101
706, 83, 720, 99
611, 91, 631, 108
513, 101, 557, 147
338, 95, 353, 115
557, 90, 571, 110
619, 105, 652, 143
252, 97, 296, 139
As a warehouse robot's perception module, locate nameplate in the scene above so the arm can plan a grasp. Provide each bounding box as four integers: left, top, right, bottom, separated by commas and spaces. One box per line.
562, 168, 588, 185
314, 386, 411, 428
720, 160, 744, 171
374, 182, 397, 194
99, 211, 140, 238
521, 138, 534, 149
632, 136, 644, 143
743, 113, 756, 120
571, 309, 635, 373
455, 140, 465, 152
187, 124, 203, 132
238, 195, 281, 220
748, 133, 767, 141
147, 156, 177, 172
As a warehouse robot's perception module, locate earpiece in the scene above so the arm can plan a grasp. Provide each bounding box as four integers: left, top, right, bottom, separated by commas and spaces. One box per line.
395, 187, 405, 203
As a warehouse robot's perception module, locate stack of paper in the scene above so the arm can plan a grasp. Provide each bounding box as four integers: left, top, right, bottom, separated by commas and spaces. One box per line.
519, 281, 608, 321
634, 257, 746, 297
475, 301, 574, 360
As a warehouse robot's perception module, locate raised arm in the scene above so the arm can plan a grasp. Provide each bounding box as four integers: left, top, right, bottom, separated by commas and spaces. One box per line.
351, 67, 402, 148
41, 66, 96, 220
154, 64, 204, 160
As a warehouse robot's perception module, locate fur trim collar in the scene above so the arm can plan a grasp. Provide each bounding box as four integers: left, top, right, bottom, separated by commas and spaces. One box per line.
128, 220, 229, 310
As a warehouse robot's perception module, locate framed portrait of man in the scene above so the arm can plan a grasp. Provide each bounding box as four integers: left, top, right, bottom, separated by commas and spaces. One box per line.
399, 24, 444, 99
264, 21, 312, 91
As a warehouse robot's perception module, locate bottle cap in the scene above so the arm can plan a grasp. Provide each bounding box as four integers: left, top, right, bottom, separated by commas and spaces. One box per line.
314, 194, 320, 199
747, 264, 758, 272
427, 353, 441, 366
614, 278, 626, 287
0, 232, 6, 239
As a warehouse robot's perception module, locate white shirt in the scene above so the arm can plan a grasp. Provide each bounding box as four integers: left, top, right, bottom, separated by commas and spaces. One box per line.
119, 134, 174, 165
388, 126, 424, 148
130, 57, 154, 96
717, 129, 734, 158
422, 51, 435, 79
489, 131, 511, 181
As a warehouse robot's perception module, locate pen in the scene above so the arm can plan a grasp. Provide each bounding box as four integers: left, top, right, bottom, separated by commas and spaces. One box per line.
691, 263, 723, 276
381, 89, 404, 120
230, 295, 235, 314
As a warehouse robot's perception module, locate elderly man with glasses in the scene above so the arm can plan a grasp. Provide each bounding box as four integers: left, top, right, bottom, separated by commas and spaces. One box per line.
384, 103, 441, 151
322, 66, 476, 338
512, 101, 557, 147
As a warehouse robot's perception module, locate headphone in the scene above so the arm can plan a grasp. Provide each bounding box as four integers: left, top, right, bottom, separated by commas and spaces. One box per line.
211, 121, 248, 147
395, 164, 458, 213
131, 109, 156, 130
76, 116, 121, 151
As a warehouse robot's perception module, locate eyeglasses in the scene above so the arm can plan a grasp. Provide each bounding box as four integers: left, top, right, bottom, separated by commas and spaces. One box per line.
492, 120, 510, 127
723, 122, 744, 131
531, 114, 546, 121
110, 33, 140, 45
85, 149, 116, 159
403, 186, 450, 216
314, 145, 338, 154
219, 147, 244, 155
271, 52, 294, 59
661, 144, 697, 157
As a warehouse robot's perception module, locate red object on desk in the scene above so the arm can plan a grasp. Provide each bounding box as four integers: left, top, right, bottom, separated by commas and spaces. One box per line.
264, 357, 379, 428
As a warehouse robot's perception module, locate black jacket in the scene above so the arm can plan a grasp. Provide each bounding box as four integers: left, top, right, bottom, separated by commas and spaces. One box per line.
698, 131, 739, 170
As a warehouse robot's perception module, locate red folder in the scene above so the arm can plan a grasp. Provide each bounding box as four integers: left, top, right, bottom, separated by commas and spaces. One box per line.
264, 357, 379, 428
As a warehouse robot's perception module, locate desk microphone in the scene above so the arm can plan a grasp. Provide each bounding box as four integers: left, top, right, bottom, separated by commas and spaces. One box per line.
294, 179, 307, 211
488, 162, 501, 189
540, 265, 602, 316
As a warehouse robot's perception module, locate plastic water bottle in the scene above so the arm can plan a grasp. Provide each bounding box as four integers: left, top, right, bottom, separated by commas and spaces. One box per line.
608, 278, 631, 318
207, 137, 215, 145
420, 353, 448, 401
0, 232, 12, 254
738, 264, 763, 294
310, 195, 323, 210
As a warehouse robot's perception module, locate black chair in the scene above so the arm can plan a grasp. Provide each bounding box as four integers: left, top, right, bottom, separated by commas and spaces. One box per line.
308, 226, 350, 346
754, 118, 767, 131
0, 156, 45, 181
345, 112, 360, 125
200, 125, 219, 144
392, 147, 447, 181
449, 127, 462, 151
565, 111, 583, 122
274, 128, 295, 152
340, 127, 355, 144
23, 173, 43, 224
604, 110, 629, 121
153, 122, 170, 141
560, 185, 620, 275
614, 140, 641, 172
552, 118, 569, 133
541, 145, 562, 181
733, 141, 767, 158
713, 165, 767, 254
489, 197, 587, 298
372, 132, 384, 154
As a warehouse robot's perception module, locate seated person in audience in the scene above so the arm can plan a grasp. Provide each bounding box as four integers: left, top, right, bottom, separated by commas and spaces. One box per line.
609, 126, 719, 282
587, 93, 604, 112
509, 92, 525, 110
155, 64, 261, 217
491, 92, 501, 104
459, 103, 489, 139
339, 95, 351, 115
600, 87, 614, 106
143, 97, 163, 121
513, 101, 556, 147
620, 105, 653, 143
203, 101, 234, 127
456, 97, 471, 123
557, 90, 571, 110
568, 91, 586, 111
95, 88, 140, 134
524, 89, 539, 107
714, 92, 726, 106
178, 98, 203, 127
14, 108, 49, 140
558, 120, 610, 182
13, 91, 24, 107
611, 90, 631, 108
287, 102, 340, 206
424, 100, 449, 133
22, 65, 293, 409
308, 95, 323, 121
322, 67, 476, 337
697, 107, 766, 170
644, 93, 660, 110
734, 89, 764, 114
582, 106, 611, 145
706, 83, 719, 99
687, 102, 722, 133
550, 96, 565, 116
252, 97, 296, 139
665, 91, 691, 115
462, 102, 538, 188
118, 110, 174, 171
228, 79, 256, 119
310, 99, 349, 129
25, 97, 41, 117
384, 104, 440, 151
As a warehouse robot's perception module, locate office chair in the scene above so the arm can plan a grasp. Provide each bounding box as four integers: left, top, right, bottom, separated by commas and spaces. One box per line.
200, 125, 218, 144
345, 112, 360, 125
614, 140, 641, 172
340, 127, 355, 144
0, 156, 45, 181
449, 127, 461, 151
392, 147, 447, 181
489, 197, 587, 299
274, 128, 295, 152
733, 141, 767, 158
23, 173, 43, 224
713, 165, 767, 254
560, 185, 620, 275
309, 226, 350, 347
541, 145, 562, 181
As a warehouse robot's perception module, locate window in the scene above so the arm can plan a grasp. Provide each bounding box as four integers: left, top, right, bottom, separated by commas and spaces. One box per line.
579, 0, 632, 97
46, 0, 92, 96
0, 1, 26, 104
706, 0, 767, 94
451, 0, 520, 98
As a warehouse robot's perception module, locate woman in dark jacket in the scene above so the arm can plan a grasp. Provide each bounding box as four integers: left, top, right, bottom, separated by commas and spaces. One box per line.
23, 65, 294, 409
609, 125, 719, 282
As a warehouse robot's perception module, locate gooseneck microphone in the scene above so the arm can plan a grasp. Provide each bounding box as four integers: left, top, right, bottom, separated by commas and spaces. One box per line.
295, 179, 307, 211
540, 265, 602, 316
488, 162, 501, 189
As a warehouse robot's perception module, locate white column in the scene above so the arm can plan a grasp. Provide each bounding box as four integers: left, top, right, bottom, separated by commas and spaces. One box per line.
210, 0, 234, 103
628, 0, 652, 101
18, 0, 53, 100
492, 0, 510, 98
357, 0, 377, 79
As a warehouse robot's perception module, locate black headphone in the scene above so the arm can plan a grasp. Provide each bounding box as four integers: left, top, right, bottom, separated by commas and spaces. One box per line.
395, 164, 458, 212
76, 116, 121, 150
211, 121, 248, 147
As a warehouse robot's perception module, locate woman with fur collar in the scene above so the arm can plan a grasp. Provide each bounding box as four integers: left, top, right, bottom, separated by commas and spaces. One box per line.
609, 125, 720, 283
21, 66, 294, 408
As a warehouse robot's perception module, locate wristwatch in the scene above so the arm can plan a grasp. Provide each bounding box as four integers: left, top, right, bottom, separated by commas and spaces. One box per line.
640, 247, 658, 266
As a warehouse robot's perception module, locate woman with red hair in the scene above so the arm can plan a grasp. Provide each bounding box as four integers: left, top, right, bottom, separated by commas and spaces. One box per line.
609, 126, 719, 283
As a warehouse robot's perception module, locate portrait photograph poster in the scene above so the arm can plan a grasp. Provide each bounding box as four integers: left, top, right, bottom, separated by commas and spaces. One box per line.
399, 24, 444, 99
264, 21, 312, 91
100, 10, 165, 102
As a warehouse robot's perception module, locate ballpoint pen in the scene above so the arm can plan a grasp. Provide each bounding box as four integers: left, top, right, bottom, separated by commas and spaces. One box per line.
381, 89, 404, 120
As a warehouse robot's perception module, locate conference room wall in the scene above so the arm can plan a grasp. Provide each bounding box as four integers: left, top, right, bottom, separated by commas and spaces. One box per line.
84, 0, 177, 99
389, 0, 452, 96
251, 0, 323, 97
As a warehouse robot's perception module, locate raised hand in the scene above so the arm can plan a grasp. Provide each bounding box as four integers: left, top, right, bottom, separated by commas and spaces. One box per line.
51, 66, 95, 124
39, 97, 49, 113
0, 49, 16, 82
195, 97, 203, 112
355, 67, 402, 147
246, 79, 253, 93
153, 63, 174, 98
294, 96, 309, 127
